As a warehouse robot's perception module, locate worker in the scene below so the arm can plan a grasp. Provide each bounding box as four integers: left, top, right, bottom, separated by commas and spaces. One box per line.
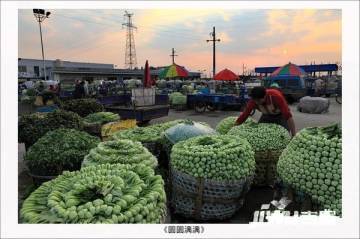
235, 86, 296, 137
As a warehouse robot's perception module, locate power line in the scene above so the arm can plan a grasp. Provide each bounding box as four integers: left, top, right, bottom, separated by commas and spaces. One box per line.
55, 13, 203, 41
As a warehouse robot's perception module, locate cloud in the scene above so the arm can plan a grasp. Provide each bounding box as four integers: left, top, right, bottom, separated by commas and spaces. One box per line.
18, 9, 341, 71
218, 32, 232, 43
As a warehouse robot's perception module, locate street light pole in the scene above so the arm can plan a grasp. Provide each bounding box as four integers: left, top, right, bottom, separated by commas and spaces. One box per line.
33, 9, 51, 80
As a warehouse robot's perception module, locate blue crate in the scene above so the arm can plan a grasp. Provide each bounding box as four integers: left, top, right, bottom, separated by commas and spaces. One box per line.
36, 105, 59, 113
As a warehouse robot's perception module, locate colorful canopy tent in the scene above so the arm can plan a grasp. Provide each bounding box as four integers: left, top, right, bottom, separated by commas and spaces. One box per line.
265, 62, 306, 89
214, 68, 239, 81
159, 64, 189, 79
270, 62, 306, 77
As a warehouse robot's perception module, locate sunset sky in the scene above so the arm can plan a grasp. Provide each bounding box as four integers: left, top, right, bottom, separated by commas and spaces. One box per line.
19, 9, 341, 75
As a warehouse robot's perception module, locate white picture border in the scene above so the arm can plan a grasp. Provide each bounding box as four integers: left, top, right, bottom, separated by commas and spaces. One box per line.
1, 1, 359, 238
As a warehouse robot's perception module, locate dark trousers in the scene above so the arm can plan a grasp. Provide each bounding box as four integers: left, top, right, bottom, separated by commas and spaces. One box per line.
258, 114, 290, 132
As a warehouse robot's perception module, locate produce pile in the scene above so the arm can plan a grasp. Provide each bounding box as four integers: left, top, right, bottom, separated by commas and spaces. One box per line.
82, 139, 158, 168
61, 98, 104, 117
20, 164, 167, 223
149, 119, 186, 133
169, 92, 186, 105
83, 112, 120, 125
112, 126, 162, 144
216, 117, 255, 135
171, 135, 256, 181
20, 88, 37, 104
227, 122, 291, 151
19, 110, 84, 148
112, 120, 186, 144
277, 123, 342, 215
25, 128, 100, 176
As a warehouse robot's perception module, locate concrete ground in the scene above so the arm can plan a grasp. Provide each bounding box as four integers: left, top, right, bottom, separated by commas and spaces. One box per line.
152, 97, 342, 132
18, 97, 341, 223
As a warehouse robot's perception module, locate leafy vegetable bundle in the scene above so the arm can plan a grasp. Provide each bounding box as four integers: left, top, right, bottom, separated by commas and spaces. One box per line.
227, 122, 291, 152
112, 126, 162, 144
111, 120, 187, 144
19, 110, 84, 148
83, 112, 120, 125
82, 139, 158, 168
216, 117, 255, 135
277, 123, 342, 215
171, 135, 256, 181
25, 128, 100, 176
20, 163, 167, 223
61, 98, 104, 117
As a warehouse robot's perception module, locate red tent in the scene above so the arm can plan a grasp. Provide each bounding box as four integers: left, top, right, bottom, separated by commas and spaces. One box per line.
143, 60, 152, 88
214, 68, 239, 81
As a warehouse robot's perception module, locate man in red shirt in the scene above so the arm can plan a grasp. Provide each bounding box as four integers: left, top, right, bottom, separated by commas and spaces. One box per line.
235, 86, 296, 137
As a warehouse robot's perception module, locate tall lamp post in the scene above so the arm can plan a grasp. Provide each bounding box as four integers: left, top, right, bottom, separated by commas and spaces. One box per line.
33, 9, 51, 80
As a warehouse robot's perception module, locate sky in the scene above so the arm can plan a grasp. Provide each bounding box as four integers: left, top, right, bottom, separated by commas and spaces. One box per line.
19, 9, 341, 75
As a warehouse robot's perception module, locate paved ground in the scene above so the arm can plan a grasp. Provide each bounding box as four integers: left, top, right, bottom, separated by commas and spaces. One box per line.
18, 97, 341, 223
152, 97, 342, 132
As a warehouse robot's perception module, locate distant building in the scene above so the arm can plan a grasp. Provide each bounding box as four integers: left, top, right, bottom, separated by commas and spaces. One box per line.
18, 58, 200, 83
18, 58, 114, 81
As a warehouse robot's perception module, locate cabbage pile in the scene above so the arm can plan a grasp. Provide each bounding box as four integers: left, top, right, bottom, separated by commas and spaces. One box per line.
83, 112, 120, 125
277, 123, 342, 215
20, 164, 166, 223
171, 135, 256, 181
227, 122, 291, 151
82, 140, 158, 168
216, 117, 255, 135
25, 128, 100, 176
169, 92, 186, 105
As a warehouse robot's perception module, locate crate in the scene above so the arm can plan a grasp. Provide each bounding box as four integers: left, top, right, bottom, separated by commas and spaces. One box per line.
132, 88, 155, 106
170, 166, 253, 221
35, 105, 59, 113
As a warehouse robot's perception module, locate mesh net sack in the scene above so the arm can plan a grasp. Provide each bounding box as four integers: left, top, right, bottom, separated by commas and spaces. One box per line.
164, 120, 217, 145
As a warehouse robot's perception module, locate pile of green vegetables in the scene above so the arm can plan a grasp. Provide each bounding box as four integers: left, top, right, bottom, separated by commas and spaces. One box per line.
277, 123, 342, 215
171, 135, 256, 181
112, 126, 162, 144
82, 139, 158, 168
216, 117, 255, 135
20, 163, 167, 223
83, 112, 120, 125
20, 88, 37, 104
19, 110, 84, 148
169, 92, 186, 105
25, 128, 100, 176
112, 120, 186, 144
61, 98, 104, 117
227, 122, 291, 152
148, 119, 186, 133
